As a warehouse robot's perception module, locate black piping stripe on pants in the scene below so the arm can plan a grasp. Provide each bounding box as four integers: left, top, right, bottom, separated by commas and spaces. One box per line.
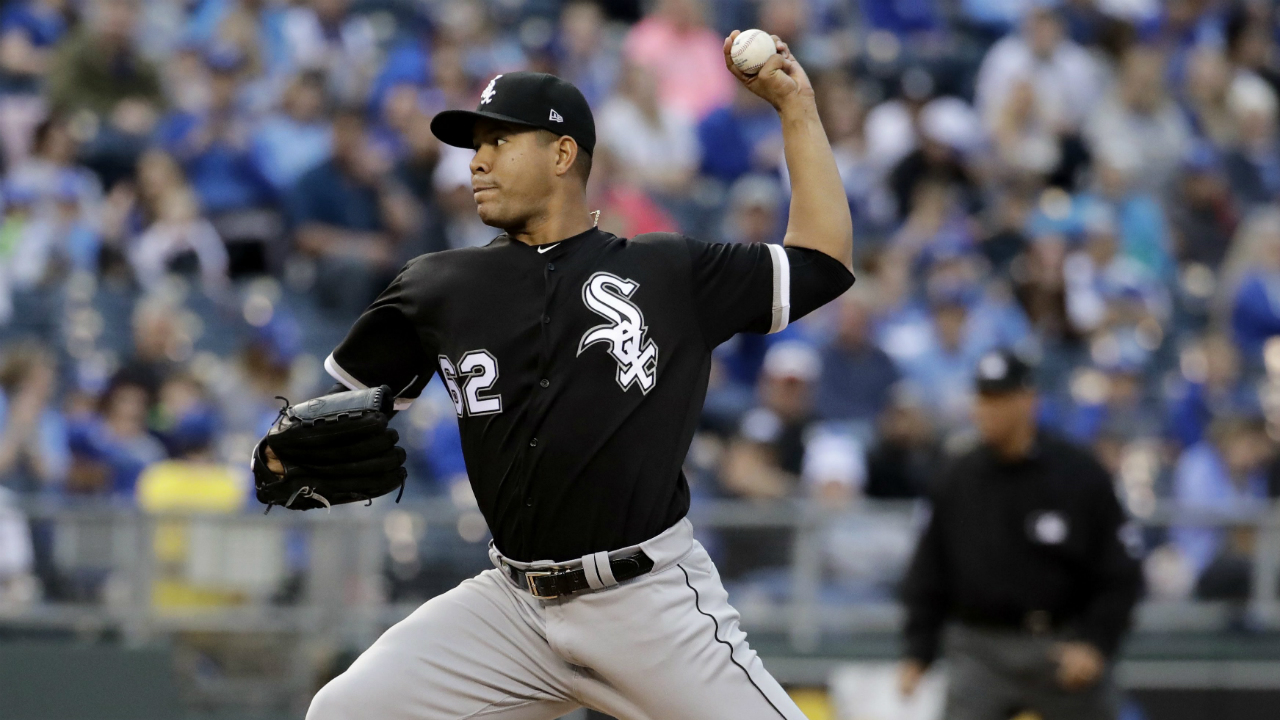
677, 564, 789, 719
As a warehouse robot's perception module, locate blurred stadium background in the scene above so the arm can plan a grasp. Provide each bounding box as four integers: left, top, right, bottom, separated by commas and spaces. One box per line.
2, 0, 1280, 718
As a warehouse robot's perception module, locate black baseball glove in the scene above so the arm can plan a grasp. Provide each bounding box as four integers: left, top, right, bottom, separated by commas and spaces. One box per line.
252, 385, 408, 512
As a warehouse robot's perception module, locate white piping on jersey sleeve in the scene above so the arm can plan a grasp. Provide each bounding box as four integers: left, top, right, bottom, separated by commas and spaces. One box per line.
324, 353, 416, 411
765, 243, 791, 334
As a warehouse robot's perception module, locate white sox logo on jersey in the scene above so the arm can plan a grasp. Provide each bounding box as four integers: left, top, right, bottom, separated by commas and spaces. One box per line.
578, 272, 658, 393
480, 75, 502, 105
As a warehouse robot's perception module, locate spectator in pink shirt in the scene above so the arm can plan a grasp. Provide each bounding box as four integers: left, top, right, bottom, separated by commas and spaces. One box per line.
622, 0, 734, 121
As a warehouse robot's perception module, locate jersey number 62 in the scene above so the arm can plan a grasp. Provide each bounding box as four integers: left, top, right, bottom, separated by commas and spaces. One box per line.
438, 351, 503, 417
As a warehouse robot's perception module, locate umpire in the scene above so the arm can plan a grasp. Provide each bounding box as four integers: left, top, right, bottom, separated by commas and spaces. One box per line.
898, 349, 1143, 720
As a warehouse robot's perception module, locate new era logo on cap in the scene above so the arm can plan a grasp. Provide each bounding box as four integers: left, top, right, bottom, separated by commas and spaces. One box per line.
549, 109, 563, 122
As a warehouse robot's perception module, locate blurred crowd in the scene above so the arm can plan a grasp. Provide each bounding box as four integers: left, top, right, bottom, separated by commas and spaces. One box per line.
4, 0, 1280, 610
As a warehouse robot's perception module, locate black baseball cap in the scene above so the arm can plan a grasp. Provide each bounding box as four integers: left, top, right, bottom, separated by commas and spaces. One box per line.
974, 349, 1035, 395
430, 72, 596, 155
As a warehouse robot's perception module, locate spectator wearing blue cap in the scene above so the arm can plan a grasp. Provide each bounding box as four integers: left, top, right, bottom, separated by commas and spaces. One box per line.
880, 254, 1032, 431
1050, 351, 1162, 449
884, 288, 980, 432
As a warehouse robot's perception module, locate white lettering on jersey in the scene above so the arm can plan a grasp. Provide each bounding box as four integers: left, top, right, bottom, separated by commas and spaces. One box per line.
480, 75, 502, 105
578, 272, 658, 393
439, 350, 502, 416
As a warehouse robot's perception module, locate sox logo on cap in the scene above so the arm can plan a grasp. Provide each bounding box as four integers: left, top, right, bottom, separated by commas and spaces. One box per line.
481, 75, 502, 105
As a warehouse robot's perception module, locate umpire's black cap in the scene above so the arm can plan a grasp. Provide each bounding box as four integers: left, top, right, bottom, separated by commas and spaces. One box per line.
974, 349, 1035, 395
431, 72, 596, 155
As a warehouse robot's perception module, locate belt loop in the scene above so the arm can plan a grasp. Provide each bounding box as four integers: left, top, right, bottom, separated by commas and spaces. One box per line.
581, 553, 605, 590
593, 551, 617, 587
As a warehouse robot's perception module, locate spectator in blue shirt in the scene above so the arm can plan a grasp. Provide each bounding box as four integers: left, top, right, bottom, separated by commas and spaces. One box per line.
67, 373, 166, 497
251, 71, 332, 193
859, 0, 942, 37
156, 47, 276, 218
816, 288, 901, 426
1166, 333, 1255, 449
1221, 207, 1280, 364
1169, 415, 1275, 600
287, 106, 418, 314
696, 84, 782, 186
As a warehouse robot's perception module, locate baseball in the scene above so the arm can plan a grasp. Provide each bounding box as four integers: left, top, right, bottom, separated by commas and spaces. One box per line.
731, 29, 777, 76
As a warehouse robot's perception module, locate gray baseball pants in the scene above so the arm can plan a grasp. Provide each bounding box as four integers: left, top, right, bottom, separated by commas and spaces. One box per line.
306, 519, 807, 720
943, 624, 1119, 720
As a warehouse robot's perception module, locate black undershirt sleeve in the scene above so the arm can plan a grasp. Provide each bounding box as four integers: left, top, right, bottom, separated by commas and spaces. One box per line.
785, 246, 855, 321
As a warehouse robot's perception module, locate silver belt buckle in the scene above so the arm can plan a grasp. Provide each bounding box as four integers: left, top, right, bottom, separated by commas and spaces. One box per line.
524, 570, 557, 599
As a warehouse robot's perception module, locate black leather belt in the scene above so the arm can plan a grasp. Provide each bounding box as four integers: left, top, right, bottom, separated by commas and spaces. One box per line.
500, 551, 655, 599
959, 609, 1065, 636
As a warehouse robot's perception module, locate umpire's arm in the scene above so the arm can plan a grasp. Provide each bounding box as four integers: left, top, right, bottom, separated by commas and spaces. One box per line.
900, 499, 950, 669
1080, 461, 1144, 657
722, 32, 853, 270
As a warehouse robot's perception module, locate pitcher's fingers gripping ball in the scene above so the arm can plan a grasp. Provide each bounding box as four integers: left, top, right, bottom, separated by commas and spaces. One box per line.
252, 385, 408, 511
730, 28, 778, 75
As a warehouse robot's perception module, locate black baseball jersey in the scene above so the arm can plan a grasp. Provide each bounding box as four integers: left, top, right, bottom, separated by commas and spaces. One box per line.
325, 227, 853, 562
900, 432, 1143, 665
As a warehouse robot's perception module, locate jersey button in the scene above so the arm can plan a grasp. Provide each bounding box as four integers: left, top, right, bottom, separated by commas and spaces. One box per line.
529, 438, 539, 447
539, 378, 550, 388
547, 263, 555, 271
542, 315, 551, 324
